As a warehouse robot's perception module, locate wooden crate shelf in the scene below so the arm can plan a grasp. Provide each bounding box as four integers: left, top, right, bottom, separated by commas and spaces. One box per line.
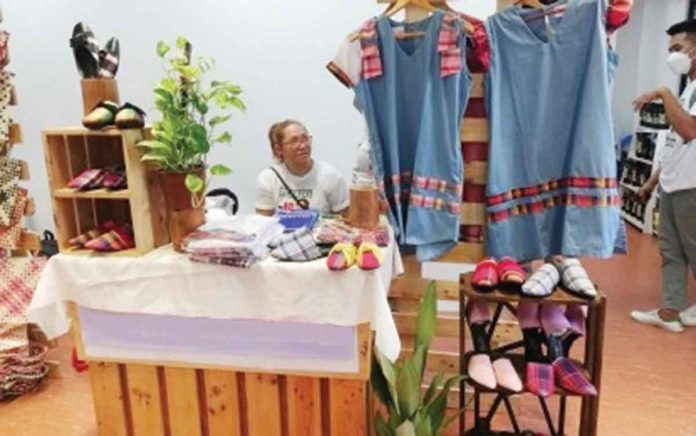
43, 128, 168, 256
53, 187, 130, 200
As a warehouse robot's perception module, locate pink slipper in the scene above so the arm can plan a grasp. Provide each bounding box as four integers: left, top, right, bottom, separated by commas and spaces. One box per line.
468, 354, 497, 390
326, 242, 357, 271
472, 258, 498, 290
356, 242, 383, 270
493, 358, 523, 393
68, 220, 115, 248
84, 224, 135, 252
525, 362, 555, 397
497, 257, 527, 286
553, 358, 597, 396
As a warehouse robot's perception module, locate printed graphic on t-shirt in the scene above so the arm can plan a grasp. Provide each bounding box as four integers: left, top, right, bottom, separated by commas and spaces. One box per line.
278, 187, 313, 211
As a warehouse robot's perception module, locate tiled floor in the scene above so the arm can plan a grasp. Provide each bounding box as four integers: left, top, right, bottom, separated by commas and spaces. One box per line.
1, 227, 695, 435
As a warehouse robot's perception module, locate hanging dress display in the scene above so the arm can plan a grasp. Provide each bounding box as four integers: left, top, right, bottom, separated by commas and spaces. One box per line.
329, 11, 472, 261
484, 0, 626, 261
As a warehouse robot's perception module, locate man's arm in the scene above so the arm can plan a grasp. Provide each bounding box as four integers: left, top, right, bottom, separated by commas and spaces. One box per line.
634, 87, 696, 142
638, 167, 661, 201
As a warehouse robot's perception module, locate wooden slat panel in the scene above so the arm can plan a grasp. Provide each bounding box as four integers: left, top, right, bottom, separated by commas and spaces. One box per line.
245, 373, 282, 436
394, 313, 459, 337
204, 370, 242, 436
470, 73, 485, 99
329, 379, 367, 436
286, 376, 322, 436
18, 160, 30, 180
164, 367, 202, 436
122, 130, 157, 254
440, 242, 485, 263
126, 364, 166, 436
460, 118, 489, 142
464, 161, 488, 185
388, 298, 422, 313
401, 349, 459, 375
9, 123, 22, 144
393, 280, 460, 301
89, 362, 129, 436
460, 202, 486, 226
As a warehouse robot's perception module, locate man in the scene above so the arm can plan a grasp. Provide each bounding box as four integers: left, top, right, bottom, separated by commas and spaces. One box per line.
630, 19, 696, 332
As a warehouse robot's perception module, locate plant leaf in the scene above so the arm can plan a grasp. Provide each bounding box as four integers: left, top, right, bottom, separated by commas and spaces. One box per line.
156, 41, 170, 58
176, 35, 189, 50
413, 412, 432, 436
375, 412, 395, 436
371, 354, 393, 408
425, 375, 465, 433
411, 343, 428, 383
210, 164, 232, 176
422, 372, 443, 406
213, 132, 232, 144
415, 281, 437, 350
396, 360, 420, 420
185, 174, 205, 194
375, 347, 400, 415
396, 421, 416, 436
209, 114, 232, 127
440, 408, 465, 434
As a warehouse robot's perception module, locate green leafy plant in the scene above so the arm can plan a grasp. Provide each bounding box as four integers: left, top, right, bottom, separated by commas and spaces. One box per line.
138, 36, 245, 206
372, 281, 465, 436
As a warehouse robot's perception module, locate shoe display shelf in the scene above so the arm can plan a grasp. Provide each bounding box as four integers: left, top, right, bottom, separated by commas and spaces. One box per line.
458, 273, 606, 436
42, 127, 168, 256
620, 126, 667, 236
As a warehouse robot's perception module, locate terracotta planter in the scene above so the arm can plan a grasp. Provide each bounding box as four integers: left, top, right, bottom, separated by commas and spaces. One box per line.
158, 168, 205, 212
169, 207, 206, 252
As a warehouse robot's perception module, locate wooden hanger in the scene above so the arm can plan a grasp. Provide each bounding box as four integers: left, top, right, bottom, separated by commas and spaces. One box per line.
383, 0, 436, 17
435, 2, 476, 36
514, 0, 546, 8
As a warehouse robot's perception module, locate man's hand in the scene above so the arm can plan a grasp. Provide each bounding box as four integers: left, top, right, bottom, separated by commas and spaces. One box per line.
637, 182, 654, 201
633, 87, 669, 112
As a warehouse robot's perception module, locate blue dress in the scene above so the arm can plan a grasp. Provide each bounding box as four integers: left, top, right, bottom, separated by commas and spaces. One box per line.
353, 11, 473, 261
484, 0, 626, 261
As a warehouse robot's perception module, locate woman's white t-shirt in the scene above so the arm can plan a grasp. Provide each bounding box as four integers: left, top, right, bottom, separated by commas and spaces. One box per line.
255, 160, 349, 214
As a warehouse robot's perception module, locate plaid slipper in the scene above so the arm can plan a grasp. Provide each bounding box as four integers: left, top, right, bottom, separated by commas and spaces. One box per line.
68, 168, 106, 190
472, 258, 498, 290
521, 263, 559, 297
68, 221, 116, 248
82, 100, 118, 130
70, 22, 100, 79
326, 242, 357, 271
553, 358, 597, 396
84, 224, 135, 252
271, 227, 323, 262
525, 361, 555, 397
98, 37, 120, 79
553, 258, 597, 299
114, 102, 146, 129
102, 167, 127, 190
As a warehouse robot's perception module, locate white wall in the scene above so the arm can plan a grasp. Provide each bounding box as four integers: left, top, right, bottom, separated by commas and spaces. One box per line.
612, 0, 688, 138
4, 0, 495, 233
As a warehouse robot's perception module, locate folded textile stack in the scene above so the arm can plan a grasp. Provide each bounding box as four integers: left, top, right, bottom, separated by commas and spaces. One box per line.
314, 217, 390, 247
0, 343, 49, 399
183, 214, 283, 268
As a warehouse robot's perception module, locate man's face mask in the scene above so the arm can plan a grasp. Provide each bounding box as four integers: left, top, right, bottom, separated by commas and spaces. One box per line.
667, 49, 694, 75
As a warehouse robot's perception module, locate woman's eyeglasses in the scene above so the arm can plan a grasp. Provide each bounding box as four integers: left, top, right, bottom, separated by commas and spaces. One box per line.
282, 134, 313, 147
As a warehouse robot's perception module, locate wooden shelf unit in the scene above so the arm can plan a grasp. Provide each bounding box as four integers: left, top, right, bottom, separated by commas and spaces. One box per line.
43, 128, 168, 256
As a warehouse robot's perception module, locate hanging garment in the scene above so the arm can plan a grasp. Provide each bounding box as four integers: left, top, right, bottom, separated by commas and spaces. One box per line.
329, 11, 472, 261
0, 159, 20, 227
484, 0, 626, 261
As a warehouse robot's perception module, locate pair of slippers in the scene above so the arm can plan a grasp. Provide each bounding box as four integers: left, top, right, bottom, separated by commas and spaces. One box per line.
326, 241, 382, 271
525, 358, 597, 398
522, 258, 597, 299
67, 167, 127, 191
472, 257, 527, 290
468, 354, 523, 393
68, 221, 135, 252
70, 22, 119, 79
83, 101, 145, 130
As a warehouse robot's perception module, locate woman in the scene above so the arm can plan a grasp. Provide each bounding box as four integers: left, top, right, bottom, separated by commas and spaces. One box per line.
255, 119, 349, 216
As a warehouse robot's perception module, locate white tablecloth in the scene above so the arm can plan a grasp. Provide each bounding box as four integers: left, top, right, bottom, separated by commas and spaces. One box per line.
28, 241, 403, 361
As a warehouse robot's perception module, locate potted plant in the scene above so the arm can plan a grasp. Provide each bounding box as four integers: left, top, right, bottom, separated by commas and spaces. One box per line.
372, 282, 465, 436
138, 36, 244, 249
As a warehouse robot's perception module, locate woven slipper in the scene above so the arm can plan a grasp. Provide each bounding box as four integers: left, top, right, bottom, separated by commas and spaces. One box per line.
68, 221, 115, 248
525, 361, 555, 397
98, 37, 120, 79
521, 263, 559, 298
472, 258, 498, 291
115, 102, 146, 129
326, 242, 357, 271
102, 167, 127, 190
553, 358, 597, 396
497, 257, 526, 286
68, 168, 106, 190
82, 100, 118, 130
70, 22, 100, 79
84, 224, 134, 252
554, 258, 598, 299
356, 241, 383, 270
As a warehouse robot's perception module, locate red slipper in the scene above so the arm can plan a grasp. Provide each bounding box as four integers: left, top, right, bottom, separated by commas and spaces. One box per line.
84, 224, 135, 252
68, 221, 115, 248
102, 167, 127, 190
472, 258, 499, 290
553, 358, 597, 396
525, 362, 555, 397
67, 168, 106, 190
497, 257, 527, 286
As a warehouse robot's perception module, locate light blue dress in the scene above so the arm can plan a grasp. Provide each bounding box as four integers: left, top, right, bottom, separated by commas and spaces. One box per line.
354, 11, 473, 261
484, 0, 626, 261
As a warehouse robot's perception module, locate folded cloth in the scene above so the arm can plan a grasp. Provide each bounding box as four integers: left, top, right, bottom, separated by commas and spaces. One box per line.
189, 254, 260, 269
187, 214, 283, 258
271, 228, 323, 262
314, 218, 390, 247
0, 188, 28, 250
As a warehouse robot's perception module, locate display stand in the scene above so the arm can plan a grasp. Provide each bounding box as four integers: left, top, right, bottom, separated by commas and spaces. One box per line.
459, 273, 607, 436
41, 127, 168, 256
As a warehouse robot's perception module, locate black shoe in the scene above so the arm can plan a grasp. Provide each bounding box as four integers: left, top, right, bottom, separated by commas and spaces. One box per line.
99, 37, 120, 78
522, 327, 546, 363
70, 22, 100, 79
470, 321, 491, 354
